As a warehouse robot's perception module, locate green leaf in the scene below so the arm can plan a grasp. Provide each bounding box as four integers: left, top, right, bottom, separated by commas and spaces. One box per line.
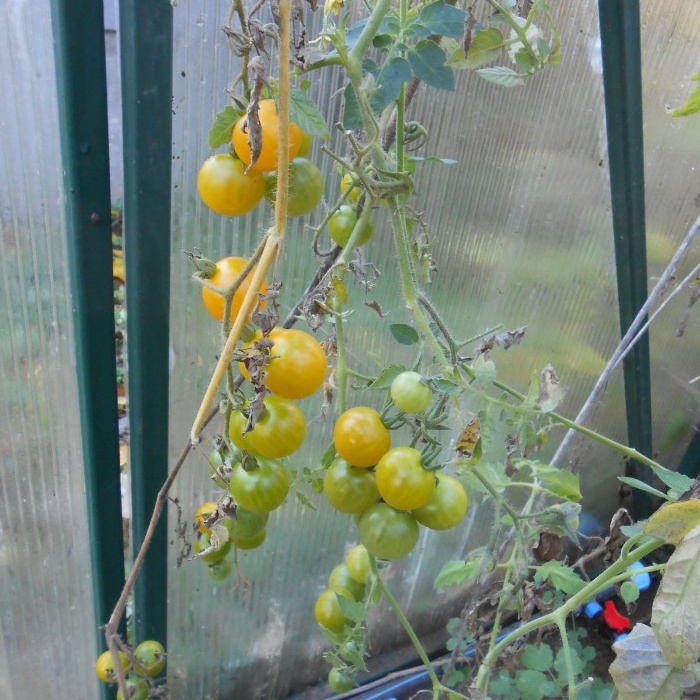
417, 1, 467, 38
208, 105, 240, 149
515, 670, 557, 700
336, 595, 366, 624
295, 491, 317, 510
408, 41, 455, 91
651, 522, 700, 667
669, 72, 700, 117
621, 580, 640, 604
644, 500, 700, 545
390, 323, 420, 345
434, 558, 480, 588
647, 463, 694, 498
321, 442, 337, 469
472, 353, 496, 387
537, 466, 582, 502
522, 643, 554, 672
290, 89, 332, 139
366, 56, 413, 114
466, 27, 504, 68
342, 83, 363, 131
554, 645, 585, 682
534, 560, 586, 596
369, 364, 407, 389
476, 66, 525, 87
618, 477, 669, 502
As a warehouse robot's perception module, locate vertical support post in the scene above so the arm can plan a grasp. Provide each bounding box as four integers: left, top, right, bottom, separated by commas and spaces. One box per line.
49, 0, 126, 690
599, 0, 654, 517
119, 0, 173, 645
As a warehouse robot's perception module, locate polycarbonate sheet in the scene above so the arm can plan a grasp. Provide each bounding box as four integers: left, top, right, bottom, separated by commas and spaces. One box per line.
166, 1, 698, 698
0, 2, 101, 699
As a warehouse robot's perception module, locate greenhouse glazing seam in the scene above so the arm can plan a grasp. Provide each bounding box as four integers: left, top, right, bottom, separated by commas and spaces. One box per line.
598, 0, 654, 517
49, 0, 126, 696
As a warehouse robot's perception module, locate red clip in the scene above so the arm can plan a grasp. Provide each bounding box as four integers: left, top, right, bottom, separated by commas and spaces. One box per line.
602, 600, 630, 633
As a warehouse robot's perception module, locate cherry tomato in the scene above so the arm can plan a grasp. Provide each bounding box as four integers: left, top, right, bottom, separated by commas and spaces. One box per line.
241, 327, 328, 399
208, 558, 232, 581
193, 530, 232, 563
229, 395, 306, 459
340, 172, 362, 204
328, 563, 366, 600
116, 678, 149, 700
328, 668, 356, 693
264, 158, 324, 217
133, 639, 166, 677
200, 256, 267, 324
358, 503, 419, 560
229, 459, 290, 513
328, 206, 375, 247
375, 447, 436, 511
344, 544, 371, 584
197, 154, 265, 216
333, 407, 391, 468
95, 650, 131, 684
194, 500, 218, 534
314, 588, 354, 633
232, 99, 302, 172
412, 474, 469, 530
390, 371, 432, 414
221, 508, 269, 541
297, 130, 313, 157
323, 458, 379, 514
234, 527, 267, 550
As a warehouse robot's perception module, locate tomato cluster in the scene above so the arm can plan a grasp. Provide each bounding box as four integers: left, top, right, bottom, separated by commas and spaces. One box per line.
95, 640, 166, 698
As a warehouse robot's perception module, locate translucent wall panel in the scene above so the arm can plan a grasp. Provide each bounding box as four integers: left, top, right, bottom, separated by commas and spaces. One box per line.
166, 1, 699, 698
0, 2, 101, 699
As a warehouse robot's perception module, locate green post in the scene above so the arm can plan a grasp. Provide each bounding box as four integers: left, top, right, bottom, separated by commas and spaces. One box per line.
49, 0, 126, 691
599, 0, 654, 517
119, 0, 173, 645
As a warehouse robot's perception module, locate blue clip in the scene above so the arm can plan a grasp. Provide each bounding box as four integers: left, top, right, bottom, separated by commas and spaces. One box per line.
629, 560, 651, 591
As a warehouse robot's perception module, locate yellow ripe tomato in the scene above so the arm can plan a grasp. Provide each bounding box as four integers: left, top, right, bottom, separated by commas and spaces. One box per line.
375, 446, 436, 511
194, 501, 218, 534
314, 588, 354, 633
333, 407, 391, 468
200, 256, 267, 324
240, 327, 328, 399
95, 650, 131, 684
340, 172, 362, 204
232, 99, 302, 172
197, 154, 265, 216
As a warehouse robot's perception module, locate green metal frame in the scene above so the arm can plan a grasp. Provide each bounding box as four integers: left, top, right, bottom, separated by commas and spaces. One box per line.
119, 0, 174, 646
49, 0, 126, 694
598, 0, 654, 517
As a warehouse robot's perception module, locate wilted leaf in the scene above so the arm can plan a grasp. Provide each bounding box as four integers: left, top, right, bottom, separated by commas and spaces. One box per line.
610, 623, 700, 698
651, 522, 700, 667
644, 500, 700, 545
538, 364, 565, 413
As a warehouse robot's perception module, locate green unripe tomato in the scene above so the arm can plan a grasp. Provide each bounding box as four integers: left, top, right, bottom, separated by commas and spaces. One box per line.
328, 667, 356, 692
328, 563, 366, 600
264, 157, 323, 217
328, 206, 374, 247
220, 508, 269, 541
193, 529, 232, 564
207, 558, 232, 581
116, 678, 149, 700
390, 371, 432, 414
133, 639, 166, 677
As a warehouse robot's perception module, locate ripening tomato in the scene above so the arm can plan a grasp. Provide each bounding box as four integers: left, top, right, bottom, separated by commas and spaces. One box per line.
328, 205, 374, 247
344, 544, 371, 585
333, 407, 391, 468
232, 99, 302, 172
240, 327, 328, 399
197, 154, 265, 216
194, 501, 218, 534
229, 459, 290, 513
133, 640, 166, 677
323, 458, 379, 514
375, 447, 436, 511
412, 474, 469, 530
264, 158, 324, 217
200, 256, 267, 324
390, 371, 433, 414
328, 563, 366, 600
314, 588, 354, 633
229, 395, 307, 458
340, 172, 361, 204
297, 130, 313, 158
116, 678, 149, 700
95, 650, 131, 684
358, 503, 419, 560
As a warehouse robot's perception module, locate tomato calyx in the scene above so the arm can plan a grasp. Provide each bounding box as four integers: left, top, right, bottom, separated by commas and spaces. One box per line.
188, 253, 219, 280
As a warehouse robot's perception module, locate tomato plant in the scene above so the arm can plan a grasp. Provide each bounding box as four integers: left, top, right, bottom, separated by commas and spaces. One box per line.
323, 458, 379, 514
333, 407, 391, 468
375, 446, 436, 511
197, 153, 265, 216
232, 98, 302, 171
228, 459, 290, 513
95, 650, 131, 684
358, 503, 419, 560
314, 588, 354, 634
412, 474, 468, 530
241, 327, 328, 399
264, 157, 324, 217
229, 395, 306, 458
200, 256, 267, 324
390, 371, 432, 414
328, 205, 374, 247
133, 640, 166, 677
